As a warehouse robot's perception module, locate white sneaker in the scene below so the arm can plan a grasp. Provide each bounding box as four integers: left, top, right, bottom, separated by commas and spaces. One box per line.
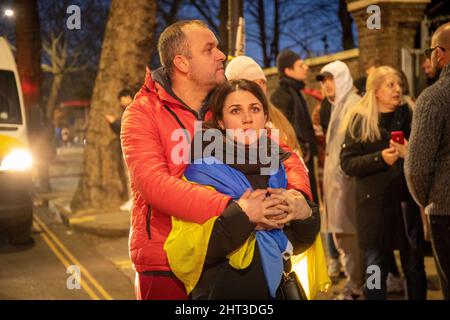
386, 273, 405, 293
328, 258, 341, 278
120, 199, 132, 211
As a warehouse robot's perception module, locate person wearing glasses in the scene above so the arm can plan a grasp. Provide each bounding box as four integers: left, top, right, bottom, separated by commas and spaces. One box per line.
405, 22, 450, 300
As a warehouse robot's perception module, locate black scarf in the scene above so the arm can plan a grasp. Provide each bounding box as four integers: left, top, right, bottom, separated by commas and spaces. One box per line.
279, 76, 306, 92
190, 129, 290, 175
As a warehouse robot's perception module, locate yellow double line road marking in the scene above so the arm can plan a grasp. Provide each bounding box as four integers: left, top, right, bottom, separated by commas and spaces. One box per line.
114, 260, 132, 270
33, 215, 113, 300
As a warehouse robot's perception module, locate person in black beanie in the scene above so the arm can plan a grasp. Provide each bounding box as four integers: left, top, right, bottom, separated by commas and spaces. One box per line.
270, 49, 319, 202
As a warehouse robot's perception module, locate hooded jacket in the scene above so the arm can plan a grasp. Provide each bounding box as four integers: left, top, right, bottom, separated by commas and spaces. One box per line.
121, 67, 315, 274
320, 61, 361, 234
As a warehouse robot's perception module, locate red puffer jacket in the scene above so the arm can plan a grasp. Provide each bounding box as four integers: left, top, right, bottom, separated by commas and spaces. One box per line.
121, 68, 311, 273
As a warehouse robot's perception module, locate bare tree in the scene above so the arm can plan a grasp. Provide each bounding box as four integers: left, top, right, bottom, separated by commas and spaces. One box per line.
246, 0, 344, 64
38, 0, 109, 115
186, 0, 230, 56
41, 33, 87, 120
338, 0, 355, 50
71, 0, 156, 212
186, 0, 220, 34
159, 0, 184, 26
246, 0, 278, 67
149, 0, 187, 68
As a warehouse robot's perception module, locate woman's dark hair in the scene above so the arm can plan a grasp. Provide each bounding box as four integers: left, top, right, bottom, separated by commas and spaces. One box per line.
207, 79, 269, 129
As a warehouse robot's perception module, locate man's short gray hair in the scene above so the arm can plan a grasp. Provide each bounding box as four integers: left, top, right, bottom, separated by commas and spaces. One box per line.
158, 20, 209, 75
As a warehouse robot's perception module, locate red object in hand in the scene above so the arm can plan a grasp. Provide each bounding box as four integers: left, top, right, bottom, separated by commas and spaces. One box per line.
391, 131, 404, 145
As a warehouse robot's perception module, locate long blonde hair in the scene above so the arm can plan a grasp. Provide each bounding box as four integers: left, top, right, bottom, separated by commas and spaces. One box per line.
268, 104, 303, 157
340, 66, 401, 142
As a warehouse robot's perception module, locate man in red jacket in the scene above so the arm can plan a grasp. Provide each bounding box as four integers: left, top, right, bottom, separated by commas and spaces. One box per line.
122, 20, 313, 300
121, 20, 286, 300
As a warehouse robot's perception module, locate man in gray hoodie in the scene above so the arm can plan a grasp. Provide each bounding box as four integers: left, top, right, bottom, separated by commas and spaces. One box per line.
318, 60, 363, 300
405, 22, 450, 300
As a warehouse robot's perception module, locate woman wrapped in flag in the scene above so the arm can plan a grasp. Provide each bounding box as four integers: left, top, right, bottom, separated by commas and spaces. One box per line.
164, 79, 325, 299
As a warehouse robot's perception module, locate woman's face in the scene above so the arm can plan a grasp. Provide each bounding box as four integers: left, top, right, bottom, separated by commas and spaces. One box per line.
218, 89, 267, 145
375, 74, 402, 112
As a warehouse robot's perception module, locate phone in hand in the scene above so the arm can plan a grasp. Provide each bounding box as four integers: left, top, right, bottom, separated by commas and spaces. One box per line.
391, 131, 404, 145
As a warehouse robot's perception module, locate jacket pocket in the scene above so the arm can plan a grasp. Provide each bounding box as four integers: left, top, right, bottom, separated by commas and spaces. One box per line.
146, 206, 152, 239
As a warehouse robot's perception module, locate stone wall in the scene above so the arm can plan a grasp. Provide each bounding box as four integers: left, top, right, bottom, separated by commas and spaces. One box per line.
348, 0, 430, 74
264, 0, 430, 111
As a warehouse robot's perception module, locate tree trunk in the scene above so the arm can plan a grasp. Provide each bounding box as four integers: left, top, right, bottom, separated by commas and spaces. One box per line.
227, 0, 243, 57
219, 0, 229, 56
271, 0, 280, 65
15, 0, 42, 113
46, 74, 63, 121
256, 0, 269, 67
338, 0, 355, 50
71, 0, 156, 212
15, 0, 54, 192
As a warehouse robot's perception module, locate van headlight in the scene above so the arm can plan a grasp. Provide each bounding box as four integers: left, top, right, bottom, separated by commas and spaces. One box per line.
0, 149, 33, 171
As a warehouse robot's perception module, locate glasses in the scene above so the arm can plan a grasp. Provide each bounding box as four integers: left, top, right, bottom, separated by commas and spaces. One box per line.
425, 46, 446, 59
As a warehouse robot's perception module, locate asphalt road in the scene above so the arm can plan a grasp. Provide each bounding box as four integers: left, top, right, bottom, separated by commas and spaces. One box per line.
0, 205, 134, 300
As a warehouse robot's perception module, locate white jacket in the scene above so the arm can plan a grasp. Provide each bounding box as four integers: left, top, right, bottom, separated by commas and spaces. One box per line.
321, 61, 361, 234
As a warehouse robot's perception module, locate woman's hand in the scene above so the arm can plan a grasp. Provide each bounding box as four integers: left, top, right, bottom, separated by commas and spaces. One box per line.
266, 188, 312, 224
381, 147, 400, 166
237, 189, 284, 229
255, 211, 288, 230
389, 138, 409, 159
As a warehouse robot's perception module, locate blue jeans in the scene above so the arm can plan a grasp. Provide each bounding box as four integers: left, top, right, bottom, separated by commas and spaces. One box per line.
364, 248, 426, 300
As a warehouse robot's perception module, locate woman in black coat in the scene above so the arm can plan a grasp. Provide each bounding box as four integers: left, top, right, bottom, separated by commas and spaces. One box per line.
339, 66, 426, 300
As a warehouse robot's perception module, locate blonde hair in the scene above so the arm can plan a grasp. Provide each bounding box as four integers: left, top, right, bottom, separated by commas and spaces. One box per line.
268, 104, 303, 157
341, 66, 401, 142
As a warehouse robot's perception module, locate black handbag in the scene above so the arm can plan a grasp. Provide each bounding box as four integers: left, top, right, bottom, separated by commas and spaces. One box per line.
278, 271, 308, 300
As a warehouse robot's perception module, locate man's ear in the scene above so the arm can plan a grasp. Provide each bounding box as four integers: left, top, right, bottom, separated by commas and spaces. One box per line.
173, 55, 189, 73
437, 47, 447, 64
284, 67, 294, 78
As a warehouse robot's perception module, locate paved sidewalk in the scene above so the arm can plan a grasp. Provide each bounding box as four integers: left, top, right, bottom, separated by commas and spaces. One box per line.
34, 146, 443, 300
35, 145, 130, 237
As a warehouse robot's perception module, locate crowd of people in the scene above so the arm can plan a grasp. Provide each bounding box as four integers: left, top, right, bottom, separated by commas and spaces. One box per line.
117, 20, 450, 300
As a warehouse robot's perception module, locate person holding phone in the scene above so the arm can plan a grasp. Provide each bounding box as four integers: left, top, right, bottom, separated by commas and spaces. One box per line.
340, 66, 426, 300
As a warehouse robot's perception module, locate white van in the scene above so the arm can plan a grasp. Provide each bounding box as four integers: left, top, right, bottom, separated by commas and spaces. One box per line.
0, 36, 33, 244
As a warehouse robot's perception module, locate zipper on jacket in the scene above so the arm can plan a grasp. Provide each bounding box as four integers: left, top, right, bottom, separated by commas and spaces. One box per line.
163, 104, 191, 144
146, 206, 152, 239
145, 84, 201, 120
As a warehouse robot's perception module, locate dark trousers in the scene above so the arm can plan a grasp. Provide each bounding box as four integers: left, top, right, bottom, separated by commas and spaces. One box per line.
364, 248, 426, 300
428, 215, 450, 300
388, 251, 400, 276
326, 233, 339, 259
305, 158, 318, 203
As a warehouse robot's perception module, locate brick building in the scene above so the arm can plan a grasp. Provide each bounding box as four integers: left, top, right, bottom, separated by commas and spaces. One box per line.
265, 0, 433, 107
